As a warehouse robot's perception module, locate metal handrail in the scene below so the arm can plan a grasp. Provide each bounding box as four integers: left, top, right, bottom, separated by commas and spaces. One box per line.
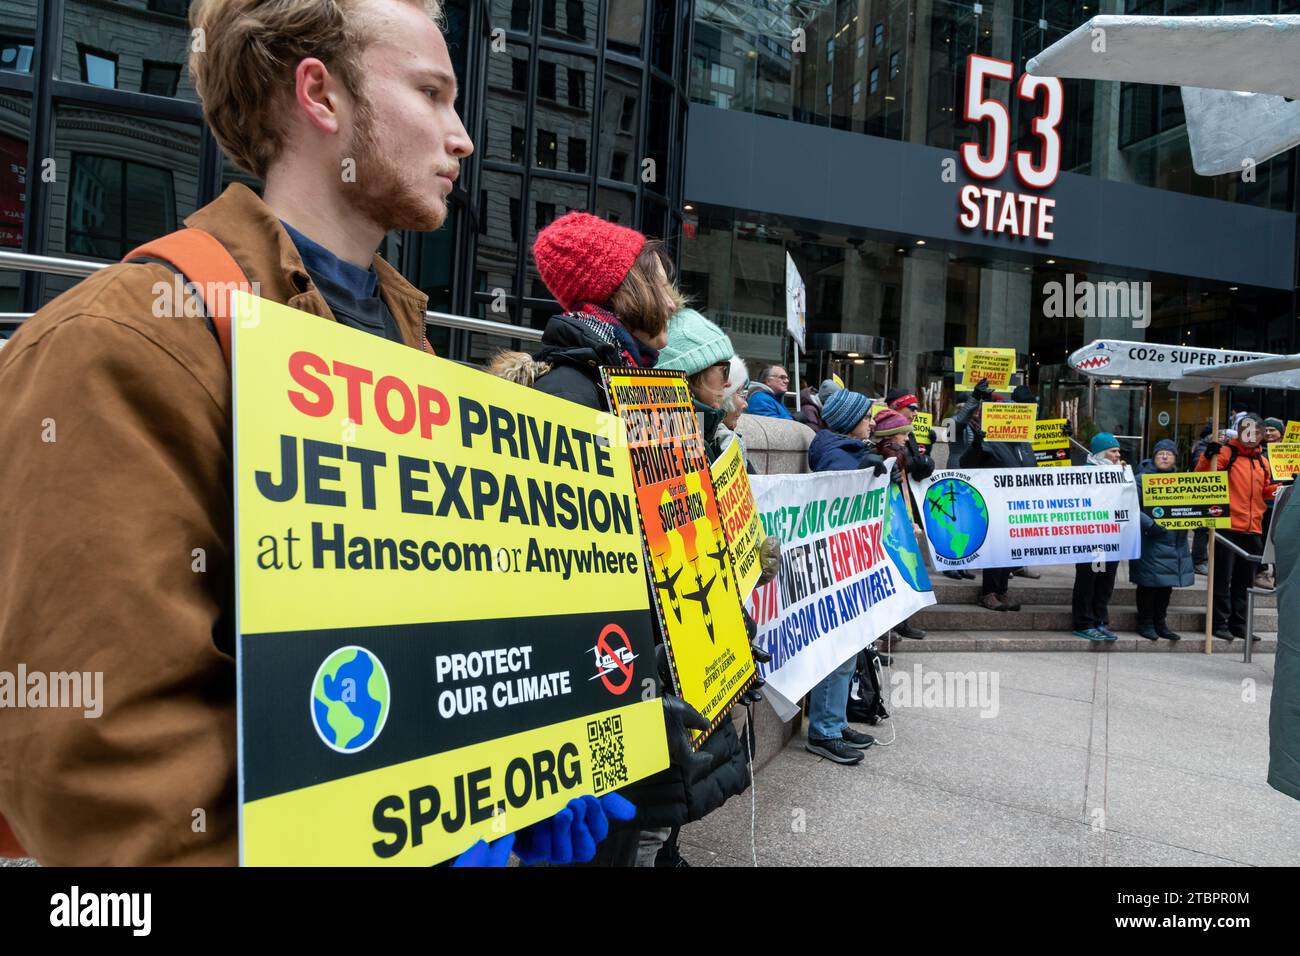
0, 249, 543, 342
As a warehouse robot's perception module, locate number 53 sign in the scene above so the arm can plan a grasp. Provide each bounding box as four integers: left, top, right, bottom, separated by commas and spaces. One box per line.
957, 54, 1063, 241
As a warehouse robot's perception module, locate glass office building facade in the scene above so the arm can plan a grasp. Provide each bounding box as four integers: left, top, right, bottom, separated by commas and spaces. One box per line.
680, 0, 1300, 459
1, 0, 1297, 458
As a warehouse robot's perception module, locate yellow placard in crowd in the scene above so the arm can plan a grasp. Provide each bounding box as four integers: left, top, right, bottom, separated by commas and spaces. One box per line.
955, 346, 1016, 391
1267, 442, 1300, 481
231, 293, 668, 866
603, 368, 757, 747
982, 402, 1036, 442
1284, 421, 1300, 443
912, 411, 933, 447
1032, 418, 1070, 466
1140, 471, 1231, 529
710, 438, 764, 598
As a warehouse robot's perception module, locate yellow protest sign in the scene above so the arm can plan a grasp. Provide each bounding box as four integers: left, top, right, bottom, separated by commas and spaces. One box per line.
912, 412, 933, 447
955, 346, 1016, 391
1284, 421, 1300, 443
982, 402, 1036, 442
603, 368, 757, 747
1032, 418, 1070, 466
1139, 471, 1230, 529
232, 294, 667, 866
710, 438, 764, 599
1267, 442, 1300, 481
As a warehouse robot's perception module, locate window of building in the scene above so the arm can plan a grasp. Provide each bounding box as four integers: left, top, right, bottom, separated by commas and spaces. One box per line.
141, 61, 180, 97
889, 51, 900, 80
567, 67, 586, 108
479, 191, 488, 234
536, 201, 556, 230
610, 151, 628, 179
856, 36, 865, 59
536, 129, 558, 168
826, 38, 834, 62
510, 125, 525, 163
542, 0, 556, 28
538, 61, 556, 100
619, 95, 636, 132
511, 0, 530, 31
566, 0, 586, 41
509, 197, 520, 238
852, 80, 862, 104
710, 63, 735, 88
869, 68, 878, 94
78, 46, 118, 89
873, 23, 883, 46
825, 82, 832, 106
511, 58, 528, 92
0, 36, 33, 74
569, 136, 588, 173
68, 154, 175, 259
711, 91, 731, 109
147, 0, 190, 16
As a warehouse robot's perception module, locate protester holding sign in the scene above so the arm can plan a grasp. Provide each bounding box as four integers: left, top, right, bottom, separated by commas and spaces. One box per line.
802, 389, 890, 764
1131, 439, 1192, 642
1070, 434, 1130, 642
491, 213, 722, 865
0, 0, 585, 866
642, 308, 776, 866
1195, 413, 1278, 642
957, 383, 1036, 611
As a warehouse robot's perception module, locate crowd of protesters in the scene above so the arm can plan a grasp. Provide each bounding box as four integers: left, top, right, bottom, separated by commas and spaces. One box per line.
0, 0, 1293, 871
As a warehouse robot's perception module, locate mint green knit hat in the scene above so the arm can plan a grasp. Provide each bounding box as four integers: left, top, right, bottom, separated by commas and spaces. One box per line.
657, 307, 735, 377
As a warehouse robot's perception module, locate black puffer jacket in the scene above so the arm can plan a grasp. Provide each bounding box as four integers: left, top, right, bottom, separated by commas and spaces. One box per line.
529, 313, 622, 407
490, 313, 752, 828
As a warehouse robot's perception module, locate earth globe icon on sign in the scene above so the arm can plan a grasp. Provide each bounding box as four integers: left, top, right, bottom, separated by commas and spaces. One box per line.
922, 478, 990, 561
884, 481, 933, 592
311, 645, 390, 754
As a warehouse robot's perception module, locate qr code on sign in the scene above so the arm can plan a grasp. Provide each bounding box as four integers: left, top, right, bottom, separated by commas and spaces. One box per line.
587, 715, 628, 794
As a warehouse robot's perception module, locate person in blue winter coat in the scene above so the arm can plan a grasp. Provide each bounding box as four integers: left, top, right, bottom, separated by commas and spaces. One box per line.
1131, 438, 1193, 641
803, 389, 887, 765
747, 365, 795, 419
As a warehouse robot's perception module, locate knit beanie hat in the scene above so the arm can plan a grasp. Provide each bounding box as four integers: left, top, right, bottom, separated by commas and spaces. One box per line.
532, 212, 646, 312
1152, 438, 1177, 456
873, 409, 912, 437
818, 379, 842, 405
822, 389, 871, 434
656, 308, 734, 377
887, 390, 919, 411
1091, 432, 1120, 454
1011, 384, 1035, 404
1264, 417, 1284, 431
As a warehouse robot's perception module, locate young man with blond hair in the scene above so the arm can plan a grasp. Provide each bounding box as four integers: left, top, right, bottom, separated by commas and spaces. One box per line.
0, 0, 596, 865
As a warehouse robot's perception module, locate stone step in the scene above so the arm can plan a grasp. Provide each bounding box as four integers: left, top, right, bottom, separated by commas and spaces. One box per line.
909, 602, 1278, 632
929, 582, 1276, 608
881, 629, 1277, 654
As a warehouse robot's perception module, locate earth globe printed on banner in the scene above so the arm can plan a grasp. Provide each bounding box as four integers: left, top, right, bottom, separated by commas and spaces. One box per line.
311, 645, 390, 754
884, 480, 932, 592
922, 477, 990, 561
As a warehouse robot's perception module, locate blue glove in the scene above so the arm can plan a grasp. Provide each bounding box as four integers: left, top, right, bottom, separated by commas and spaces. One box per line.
452, 831, 515, 867
513, 793, 637, 866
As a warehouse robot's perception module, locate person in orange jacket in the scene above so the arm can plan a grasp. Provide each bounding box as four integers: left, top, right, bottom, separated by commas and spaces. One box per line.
1195, 413, 1278, 641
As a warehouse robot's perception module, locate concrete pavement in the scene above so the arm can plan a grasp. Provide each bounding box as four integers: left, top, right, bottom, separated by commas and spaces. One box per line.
677, 650, 1299, 866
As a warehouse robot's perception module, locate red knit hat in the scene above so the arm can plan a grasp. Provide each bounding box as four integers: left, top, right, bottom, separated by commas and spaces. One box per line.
532, 212, 647, 312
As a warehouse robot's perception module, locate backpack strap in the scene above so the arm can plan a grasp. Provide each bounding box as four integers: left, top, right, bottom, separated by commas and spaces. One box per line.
123, 228, 249, 370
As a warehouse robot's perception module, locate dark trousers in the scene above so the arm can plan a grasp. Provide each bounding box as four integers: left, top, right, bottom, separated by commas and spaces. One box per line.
1212, 530, 1262, 633
981, 566, 1011, 596
1135, 585, 1172, 629
1192, 527, 1208, 564
1072, 561, 1118, 629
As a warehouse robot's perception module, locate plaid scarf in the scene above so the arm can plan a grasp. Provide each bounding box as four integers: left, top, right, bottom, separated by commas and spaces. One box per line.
573, 303, 659, 368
